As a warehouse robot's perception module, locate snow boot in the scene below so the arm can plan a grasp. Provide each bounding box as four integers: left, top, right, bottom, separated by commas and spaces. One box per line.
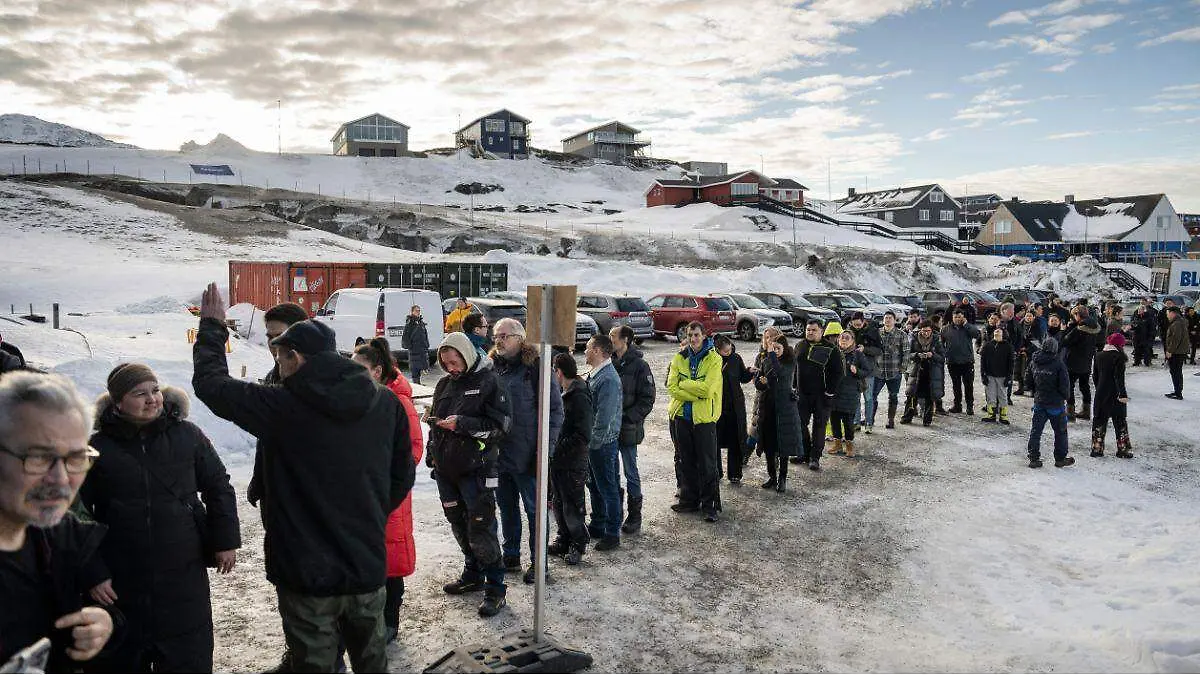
900, 398, 916, 425
844, 440, 856, 458
622, 496, 643, 534
999, 407, 1010, 425
478, 590, 507, 617
828, 438, 844, 455
1090, 428, 1105, 457
886, 401, 897, 429
948, 403, 963, 414
966, 403, 974, 416
1054, 456, 1076, 468
1077, 402, 1091, 421
503, 554, 521, 572
1028, 457, 1044, 469
921, 401, 934, 426
565, 543, 584, 566
1067, 404, 1078, 421
1115, 431, 1133, 458
548, 537, 569, 556
981, 408, 997, 423
443, 577, 484, 595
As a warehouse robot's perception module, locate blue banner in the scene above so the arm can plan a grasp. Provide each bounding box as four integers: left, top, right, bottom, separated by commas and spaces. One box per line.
189, 164, 235, 176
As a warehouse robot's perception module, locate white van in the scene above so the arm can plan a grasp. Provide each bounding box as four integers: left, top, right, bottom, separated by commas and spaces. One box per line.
315, 288, 444, 362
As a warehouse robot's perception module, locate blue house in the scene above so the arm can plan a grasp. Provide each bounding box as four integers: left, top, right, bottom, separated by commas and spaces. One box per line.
454, 109, 530, 159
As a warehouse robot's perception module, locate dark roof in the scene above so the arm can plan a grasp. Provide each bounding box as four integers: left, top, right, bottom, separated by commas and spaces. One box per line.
561, 120, 641, 143
455, 109, 531, 134
959, 193, 1003, 205
838, 184, 958, 212
772, 178, 809, 190
1003, 201, 1071, 242
330, 113, 409, 142
1071, 194, 1164, 226
654, 170, 777, 189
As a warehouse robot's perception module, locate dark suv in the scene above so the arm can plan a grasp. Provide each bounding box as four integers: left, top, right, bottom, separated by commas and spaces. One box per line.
804, 292, 878, 324
645, 294, 737, 341
748, 292, 839, 327
918, 290, 975, 317
576, 293, 655, 340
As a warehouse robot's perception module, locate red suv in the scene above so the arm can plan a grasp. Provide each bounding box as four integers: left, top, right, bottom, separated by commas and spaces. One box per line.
645, 294, 737, 341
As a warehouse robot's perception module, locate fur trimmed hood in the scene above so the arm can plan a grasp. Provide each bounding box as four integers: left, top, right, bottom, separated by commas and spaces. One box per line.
94, 385, 190, 431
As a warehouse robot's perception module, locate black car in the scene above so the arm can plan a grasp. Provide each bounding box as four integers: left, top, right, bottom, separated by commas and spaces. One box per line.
748, 292, 839, 327
886, 294, 925, 312
988, 288, 1044, 307
802, 293, 876, 325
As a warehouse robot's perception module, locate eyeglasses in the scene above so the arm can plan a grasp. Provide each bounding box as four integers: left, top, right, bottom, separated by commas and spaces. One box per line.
0, 443, 99, 475
493, 333, 514, 342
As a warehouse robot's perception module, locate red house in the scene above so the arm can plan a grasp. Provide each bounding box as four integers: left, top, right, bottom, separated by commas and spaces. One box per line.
645, 171, 781, 208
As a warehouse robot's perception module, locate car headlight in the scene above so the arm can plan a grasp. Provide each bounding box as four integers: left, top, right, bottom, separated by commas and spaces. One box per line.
758, 317, 773, 327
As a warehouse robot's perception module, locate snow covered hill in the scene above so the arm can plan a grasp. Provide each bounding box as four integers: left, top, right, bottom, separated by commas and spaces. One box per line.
0, 113, 135, 148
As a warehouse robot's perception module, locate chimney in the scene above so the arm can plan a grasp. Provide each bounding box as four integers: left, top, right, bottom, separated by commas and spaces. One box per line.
848, 187, 857, 198
1009, 196, 1020, 203
1064, 194, 1074, 204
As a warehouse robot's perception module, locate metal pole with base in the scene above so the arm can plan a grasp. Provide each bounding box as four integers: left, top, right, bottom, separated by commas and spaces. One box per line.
424, 284, 592, 675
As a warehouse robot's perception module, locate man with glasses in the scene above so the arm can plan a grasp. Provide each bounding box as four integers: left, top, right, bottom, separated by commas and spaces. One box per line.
488, 318, 562, 581
1, 371, 121, 672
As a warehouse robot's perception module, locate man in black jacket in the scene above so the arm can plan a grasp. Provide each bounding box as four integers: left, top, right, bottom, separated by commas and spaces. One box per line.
1062, 305, 1101, 420
0, 332, 28, 374
609, 325, 655, 534
1131, 301, 1158, 366
940, 310, 981, 415
247, 302, 309, 509
192, 284, 414, 673
548, 352, 592, 566
792, 320, 844, 470
426, 332, 512, 617
0, 371, 123, 673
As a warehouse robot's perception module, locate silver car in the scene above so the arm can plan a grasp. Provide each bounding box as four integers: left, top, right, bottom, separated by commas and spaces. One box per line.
724, 293, 796, 341
481, 291, 598, 348
576, 293, 655, 340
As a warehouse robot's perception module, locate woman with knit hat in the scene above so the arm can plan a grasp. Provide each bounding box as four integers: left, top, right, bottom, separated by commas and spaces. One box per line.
78, 363, 241, 672
1091, 332, 1133, 458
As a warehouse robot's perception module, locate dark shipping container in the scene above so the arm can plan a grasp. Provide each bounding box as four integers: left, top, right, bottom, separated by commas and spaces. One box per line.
365, 262, 508, 298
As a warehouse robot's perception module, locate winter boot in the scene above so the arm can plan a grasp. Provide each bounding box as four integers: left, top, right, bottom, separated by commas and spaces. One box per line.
981, 408, 997, 423
775, 456, 788, 492
921, 401, 934, 426
886, 401, 898, 429
1077, 402, 1091, 421
1090, 428, 1105, 457
829, 438, 844, 455
844, 440, 856, 458
502, 555, 521, 572
594, 536, 620, 551
622, 496, 643, 534
1054, 456, 1076, 468
949, 402, 964, 414
443, 577, 484, 595
478, 590, 507, 617
1115, 429, 1133, 458
565, 543, 584, 566
900, 398, 916, 424
1067, 403, 1078, 421
999, 407, 1010, 425
966, 402, 974, 416
980, 403, 992, 417
548, 537, 570, 556
936, 400, 948, 415
1028, 456, 1044, 469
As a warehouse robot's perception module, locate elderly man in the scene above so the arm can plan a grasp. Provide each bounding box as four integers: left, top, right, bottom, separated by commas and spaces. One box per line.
0, 371, 120, 672
488, 318, 562, 582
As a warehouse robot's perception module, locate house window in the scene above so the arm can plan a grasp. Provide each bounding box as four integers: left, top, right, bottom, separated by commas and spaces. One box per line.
1157, 216, 1170, 229
484, 119, 505, 133
920, 209, 931, 221
731, 182, 758, 196
513, 140, 521, 150
510, 121, 525, 136
884, 212, 894, 223
995, 220, 1012, 234
940, 209, 954, 221
930, 191, 944, 203
486, 137, 494, 146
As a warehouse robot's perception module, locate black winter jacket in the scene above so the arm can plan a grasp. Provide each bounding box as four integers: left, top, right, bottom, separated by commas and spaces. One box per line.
979, 340, 1015, 382
905, 333, 946, 400
425, 353, 511, 481
849, 323, 882, 377
717, 350, 752, 452
552, 379, 593, 473
192, 317, 415, 597
754, 353, 804, 457
0, 516, 126, 673
1092, 347, 1128, 412
1061, 317, 1101, 374
832, 349, 867, 413
1130, 308, 1157, 342
1030, 346, 1070, 410
940, 322, 981, 365
81, 386, 240, 659
0, 342, 25, 373
401, 315, 431, 371
612, 348, 655, 446
793, 340, 844, 405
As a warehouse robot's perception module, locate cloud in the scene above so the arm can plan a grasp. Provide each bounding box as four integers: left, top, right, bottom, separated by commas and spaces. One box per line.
961, 63, 1013, 83
926, 92, 953, 100
1003, 117, 1039, 126
1045, 60, 1077, 72
1156, 84, 1200, 100
1045, 131, 1097, 139
911, 128, 950, 142
1140, 26, 1200, 47
1134, 103, 1200, 113
989, 10, 1033, 26
1092, 42, 1117, 53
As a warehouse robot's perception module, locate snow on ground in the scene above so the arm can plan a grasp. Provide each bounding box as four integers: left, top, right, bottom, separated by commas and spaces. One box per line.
4, 178, 1198, 672
0, 114, 133, 148
985, 255, 1126, 298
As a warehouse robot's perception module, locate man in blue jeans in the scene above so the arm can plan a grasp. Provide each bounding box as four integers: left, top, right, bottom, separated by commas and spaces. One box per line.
871, 312, 908, 429
488, 318, 562, 584
585, 334, 624, 550
609, 326, 655, 534
1027, 336, 1075, 469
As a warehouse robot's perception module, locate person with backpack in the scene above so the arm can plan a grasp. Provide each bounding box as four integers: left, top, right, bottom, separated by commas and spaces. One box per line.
1027, 337, 1074, 469
979, 327, 1015, 424
1091, 332, 1132, 458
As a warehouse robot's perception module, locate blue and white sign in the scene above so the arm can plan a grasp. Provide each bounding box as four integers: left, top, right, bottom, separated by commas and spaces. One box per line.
1168, 260, 1200, 294
189, 164, 235, 176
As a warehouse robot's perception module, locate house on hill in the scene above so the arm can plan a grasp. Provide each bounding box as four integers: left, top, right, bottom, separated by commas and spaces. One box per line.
645, 171, 777, 208
561, 121, 650, 162
681, 161, 728, 176
836, 184, 960, 237
331, 113, 410, 157
958, 193, 1004, 241
761, 178, 808, 207
978, 194, 1189, 264
454, 109, 530, 159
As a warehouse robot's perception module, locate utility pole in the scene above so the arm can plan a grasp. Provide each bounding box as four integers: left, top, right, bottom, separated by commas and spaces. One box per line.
827, 157, 831, 201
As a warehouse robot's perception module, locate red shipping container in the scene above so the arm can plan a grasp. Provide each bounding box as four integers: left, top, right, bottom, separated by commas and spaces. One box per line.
228, 261, 368, 316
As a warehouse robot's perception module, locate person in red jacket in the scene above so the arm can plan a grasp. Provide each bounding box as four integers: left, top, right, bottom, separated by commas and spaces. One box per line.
352, 338, 424, 644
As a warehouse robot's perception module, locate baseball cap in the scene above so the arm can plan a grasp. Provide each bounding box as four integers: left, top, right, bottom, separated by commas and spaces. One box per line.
269, 320, 337, 355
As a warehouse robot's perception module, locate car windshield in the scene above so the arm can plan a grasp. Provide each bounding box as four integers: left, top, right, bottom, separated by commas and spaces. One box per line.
973, 290, 1001, 304
487, 305, 527, 322
787, 294, 817, 308
861, 291, 891, 304
704, 297, 733, 311
616, 297, 649, 312
730, 294, 768, 309
836, 296, 865, 308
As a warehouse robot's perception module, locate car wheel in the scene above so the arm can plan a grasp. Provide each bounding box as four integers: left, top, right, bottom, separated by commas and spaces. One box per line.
634, 338, 644, 346
675, 324, 688, 342
737, 321, 756, 342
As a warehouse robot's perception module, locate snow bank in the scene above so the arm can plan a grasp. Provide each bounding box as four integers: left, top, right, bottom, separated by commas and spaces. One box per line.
116, 295, 192, 314
0, 113, 133, 148
1060, 202, 1141, 242
988, 255, 1118, 297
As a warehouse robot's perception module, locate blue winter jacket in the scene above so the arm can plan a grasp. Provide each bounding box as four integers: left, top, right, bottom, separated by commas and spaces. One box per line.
587, 359, 623, 448
1030, 338, 1070, 414
492, 345, 563, 475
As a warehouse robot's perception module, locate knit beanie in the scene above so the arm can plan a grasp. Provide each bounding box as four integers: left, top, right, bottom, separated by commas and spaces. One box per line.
1106, 332, 1126, 348
107, 363, 157, 402
438, 332, 479, 371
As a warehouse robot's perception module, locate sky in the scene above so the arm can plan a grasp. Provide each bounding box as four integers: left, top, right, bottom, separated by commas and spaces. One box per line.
2, 0, 1199, 209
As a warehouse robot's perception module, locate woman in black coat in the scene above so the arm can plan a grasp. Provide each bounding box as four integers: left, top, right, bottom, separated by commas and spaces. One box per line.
79, 364, 240, 673
714, 336, 753, 485
401, 305, 432, 384
754, 336, 805, 493
1091, 333, 1132, 458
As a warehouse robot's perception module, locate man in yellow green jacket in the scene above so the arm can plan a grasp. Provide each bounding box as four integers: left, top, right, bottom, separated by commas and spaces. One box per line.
666, 321, 724, 522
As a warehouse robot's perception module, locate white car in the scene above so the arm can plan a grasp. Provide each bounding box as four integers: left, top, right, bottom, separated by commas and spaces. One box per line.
481, 291, 599, 348
723, 293, 796, 341
315, 287, 443, 360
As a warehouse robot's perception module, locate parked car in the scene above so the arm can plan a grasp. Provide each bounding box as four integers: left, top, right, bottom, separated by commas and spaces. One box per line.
575, 292, 655, 341
748, 292, 839, 328
824, 289, 898, 321
918, 290, 976, 317
959, 289, 1000, 320
316, 287, 444, 361
834, 289, 912, 318
885, 294, 925, 312
988, 288, 1044, 307
804, 293, 881, 324
645, 293, 737, 341
723, 293, 795, 341
481, 291, 599, 348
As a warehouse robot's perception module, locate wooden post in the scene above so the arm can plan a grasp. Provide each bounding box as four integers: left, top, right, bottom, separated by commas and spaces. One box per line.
52, 303, 59, 329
